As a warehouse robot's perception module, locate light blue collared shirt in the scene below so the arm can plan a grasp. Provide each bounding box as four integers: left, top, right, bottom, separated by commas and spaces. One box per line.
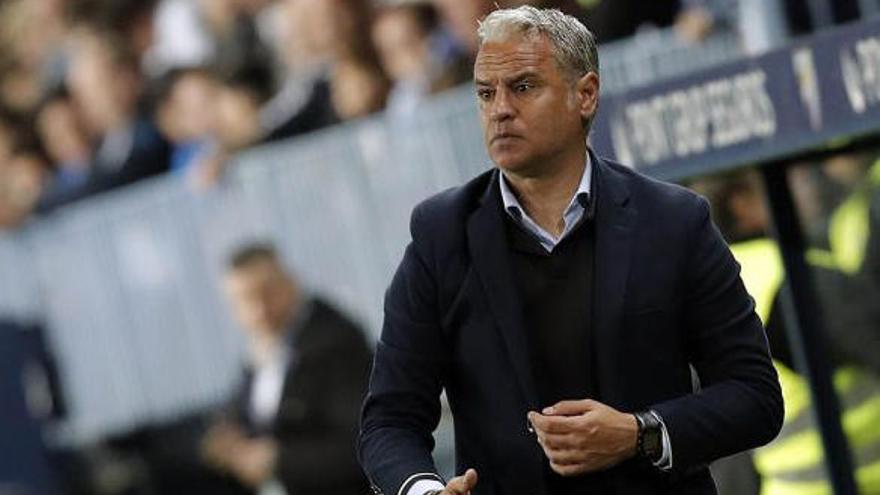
498, 155, 592, 253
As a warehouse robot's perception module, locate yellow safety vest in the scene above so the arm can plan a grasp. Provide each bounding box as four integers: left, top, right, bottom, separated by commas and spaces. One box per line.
828, 159, 880, 274
730, 239, 880, 495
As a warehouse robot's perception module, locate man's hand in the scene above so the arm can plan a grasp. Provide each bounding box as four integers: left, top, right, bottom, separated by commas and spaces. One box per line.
201, 421, 246, 470
436, 468, 478, 495
201, 421, 278, 487
527, 399, 638, 476
228, 437, 278, 487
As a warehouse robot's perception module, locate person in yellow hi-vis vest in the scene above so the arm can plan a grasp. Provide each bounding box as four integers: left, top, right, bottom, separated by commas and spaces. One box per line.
714, 166, 880, 495
731, 239, 880, 495
825, 156, 880, 283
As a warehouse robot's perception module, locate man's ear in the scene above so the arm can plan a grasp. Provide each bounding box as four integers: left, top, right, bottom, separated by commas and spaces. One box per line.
576, 71, 600, 121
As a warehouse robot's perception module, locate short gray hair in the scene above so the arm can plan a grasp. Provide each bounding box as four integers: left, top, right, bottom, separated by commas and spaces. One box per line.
477, 6, 599, 80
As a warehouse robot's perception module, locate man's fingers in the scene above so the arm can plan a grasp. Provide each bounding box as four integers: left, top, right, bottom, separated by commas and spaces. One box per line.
446, 468, 478, 494
528, 412, 579, 434
536, 431, 582, 450
544, 399, 600, 416
544, 448, 588, 466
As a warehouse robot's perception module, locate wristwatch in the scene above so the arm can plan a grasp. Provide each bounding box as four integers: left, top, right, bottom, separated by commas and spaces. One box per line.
634, 411, 663, 463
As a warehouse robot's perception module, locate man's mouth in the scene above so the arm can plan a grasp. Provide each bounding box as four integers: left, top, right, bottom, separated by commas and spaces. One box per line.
492, 133, 521, 143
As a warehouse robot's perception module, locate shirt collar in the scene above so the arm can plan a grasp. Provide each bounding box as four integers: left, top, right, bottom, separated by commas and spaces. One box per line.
498, 153, 592, 219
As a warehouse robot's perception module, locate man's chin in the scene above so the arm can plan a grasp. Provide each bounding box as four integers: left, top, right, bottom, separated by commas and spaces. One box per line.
493, 158, 535, 176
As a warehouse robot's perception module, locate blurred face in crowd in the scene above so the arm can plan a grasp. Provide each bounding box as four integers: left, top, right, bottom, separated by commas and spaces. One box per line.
281, 0, 334, 67
215, 85, 263, 150
35, 98, 92, 167
159, 71, 219, 144
67, 33, 141, 137
372, 7, 430, 83
474, 33, 598, 177
224, 257, 299, 339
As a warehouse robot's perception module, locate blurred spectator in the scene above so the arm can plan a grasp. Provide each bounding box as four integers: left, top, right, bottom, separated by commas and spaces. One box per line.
567, 0, 740, 45
822, 152, 880, 287
257, 0, 343, 139
372, 0, 471, 120
429, 0, 493, 60
66, 0, 162, 68
186, 63, 274, 189
781, 0, 860, 36
0, 57, 46, 117
33, 88, 94, 202
196, 0, 275, 77
155, 67, 220, 177
306, 0, 390, 120
0, 0, 69, 114
575, 0, 682, 43
38, 27, 171, 212
704, 169, 880, 495
191, 0, 389, 188
199, 243, 373, 494
0, 145, 49, 229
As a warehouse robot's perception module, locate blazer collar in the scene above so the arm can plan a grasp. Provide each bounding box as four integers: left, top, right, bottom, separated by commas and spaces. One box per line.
468, 170, 538, 409
590, 151, 636, 407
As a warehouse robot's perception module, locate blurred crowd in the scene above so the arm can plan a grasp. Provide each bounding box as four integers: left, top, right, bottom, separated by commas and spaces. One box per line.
0, 0, 771, 231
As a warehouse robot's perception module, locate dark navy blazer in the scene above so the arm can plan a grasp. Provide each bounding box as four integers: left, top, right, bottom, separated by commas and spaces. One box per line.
359, 154, 783, 495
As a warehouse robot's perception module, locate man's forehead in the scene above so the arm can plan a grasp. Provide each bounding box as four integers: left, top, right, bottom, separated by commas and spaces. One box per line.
474, 35, 554, 78
227, 259, 284, 282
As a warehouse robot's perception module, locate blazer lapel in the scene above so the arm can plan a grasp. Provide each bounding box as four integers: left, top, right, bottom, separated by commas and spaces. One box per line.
591, 155, 636, 407
466, 171, 540, 410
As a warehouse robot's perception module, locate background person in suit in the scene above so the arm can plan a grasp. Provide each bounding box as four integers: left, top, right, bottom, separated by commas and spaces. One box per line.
201, 242, 373, 495
358, 6, 783, 495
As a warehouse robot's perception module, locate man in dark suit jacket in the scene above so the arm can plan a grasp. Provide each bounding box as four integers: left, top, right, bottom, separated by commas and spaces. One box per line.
202, 243, 372, 495
358, 6, 783, 495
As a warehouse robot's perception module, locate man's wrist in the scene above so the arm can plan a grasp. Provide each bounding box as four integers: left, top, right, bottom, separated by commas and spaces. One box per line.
402, 476, 445, 495
633, 411, 664, 462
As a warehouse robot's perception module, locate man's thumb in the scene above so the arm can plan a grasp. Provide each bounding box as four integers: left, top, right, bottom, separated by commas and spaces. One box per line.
448, 468, 478, 493
462, 468, 478, 488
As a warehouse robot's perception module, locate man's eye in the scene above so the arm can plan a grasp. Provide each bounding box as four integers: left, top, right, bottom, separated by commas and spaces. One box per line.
515, 82, 532, 92
477, 89, 493, 100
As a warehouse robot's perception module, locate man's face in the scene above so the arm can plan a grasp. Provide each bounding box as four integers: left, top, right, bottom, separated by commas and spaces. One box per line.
474, 34, 598, 177
224, 259, 297, 339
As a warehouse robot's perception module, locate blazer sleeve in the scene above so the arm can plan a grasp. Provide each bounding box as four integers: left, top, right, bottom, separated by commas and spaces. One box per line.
652, 196, 784, 475
358, 204, 451, 495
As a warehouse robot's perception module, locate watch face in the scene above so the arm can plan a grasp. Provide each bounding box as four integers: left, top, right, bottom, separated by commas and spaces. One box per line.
644, 429, 663, 460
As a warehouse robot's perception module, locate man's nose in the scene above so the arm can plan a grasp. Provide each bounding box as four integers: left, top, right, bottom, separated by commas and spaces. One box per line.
490, 89, 515, 122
